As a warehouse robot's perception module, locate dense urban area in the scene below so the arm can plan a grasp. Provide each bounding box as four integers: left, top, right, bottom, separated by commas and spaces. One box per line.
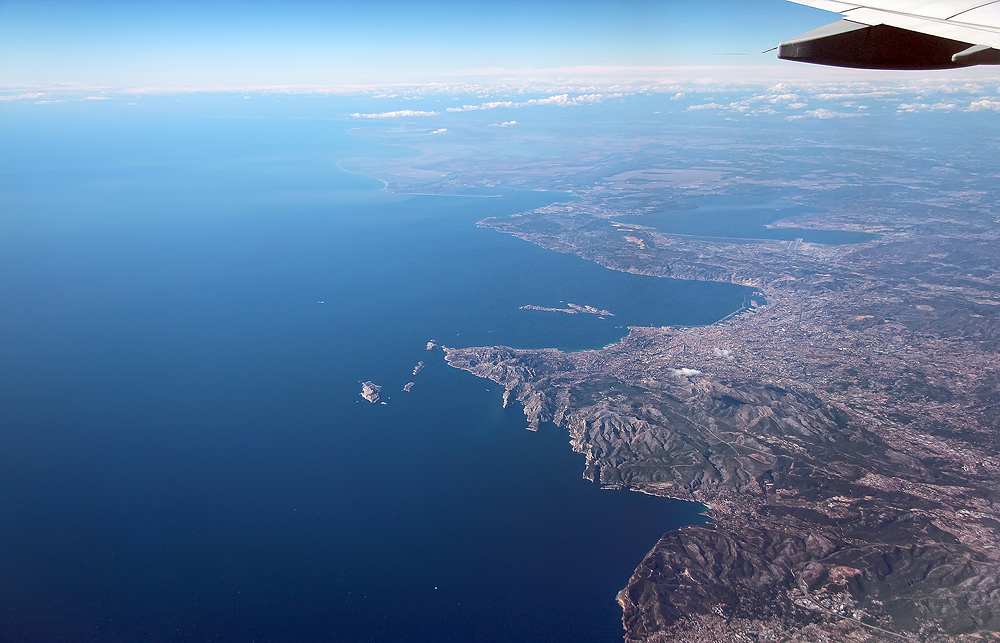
356, 97, 1000, 641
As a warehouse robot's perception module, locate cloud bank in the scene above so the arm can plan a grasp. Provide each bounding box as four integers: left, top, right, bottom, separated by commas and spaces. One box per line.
349, 109, 439, 119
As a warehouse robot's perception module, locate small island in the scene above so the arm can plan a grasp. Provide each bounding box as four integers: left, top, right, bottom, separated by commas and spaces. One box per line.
360, 381, 381, 404
520, 302, 614, 316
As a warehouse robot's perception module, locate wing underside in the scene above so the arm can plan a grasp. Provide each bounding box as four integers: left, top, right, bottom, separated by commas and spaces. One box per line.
781, 0, 1000, 68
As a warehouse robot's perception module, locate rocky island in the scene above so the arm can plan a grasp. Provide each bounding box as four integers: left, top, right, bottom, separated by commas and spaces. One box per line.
360, 381, 382, 404
520, 302, 615, 316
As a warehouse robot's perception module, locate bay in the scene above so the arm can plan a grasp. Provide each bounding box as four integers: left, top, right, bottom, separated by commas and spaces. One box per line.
0, 103, 752, 642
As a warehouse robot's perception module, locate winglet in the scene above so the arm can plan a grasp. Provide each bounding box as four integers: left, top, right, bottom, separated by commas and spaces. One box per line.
951, 44, 1000, 65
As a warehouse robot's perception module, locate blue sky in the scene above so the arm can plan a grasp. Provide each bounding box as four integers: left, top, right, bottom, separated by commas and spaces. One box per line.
0, 0, 841, 89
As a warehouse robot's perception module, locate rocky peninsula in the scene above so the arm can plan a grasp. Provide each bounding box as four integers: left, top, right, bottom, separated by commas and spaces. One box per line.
445, 200, 1000, 642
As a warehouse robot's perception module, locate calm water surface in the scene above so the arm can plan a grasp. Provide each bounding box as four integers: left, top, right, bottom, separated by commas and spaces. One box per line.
616, 193, 878, 244
0, 102, 752, 642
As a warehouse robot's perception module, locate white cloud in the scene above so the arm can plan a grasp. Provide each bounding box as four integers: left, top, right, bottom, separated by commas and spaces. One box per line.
447, 100, 515, 112
488, 120, 518, 127
11, 65, 1000, 100
523, 93, 617, 106
445, 93, 618, 113
897, 102, 958, 112
445, 92, 624, 112
669, 92, 685, 100
969, 98, 1000, 111
529, 94, 574, 106
713, 347, 734, 360
687, 102, 725, 111
788, 108, 862, 120
0, 92, 44, 102
670, 368, 703, 378
814, 91, 895, 101
349, 109, 439, 118
431, 128, 447, 133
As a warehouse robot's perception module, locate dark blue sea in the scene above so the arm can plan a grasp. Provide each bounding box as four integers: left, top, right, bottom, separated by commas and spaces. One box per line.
0, 98, 753, 642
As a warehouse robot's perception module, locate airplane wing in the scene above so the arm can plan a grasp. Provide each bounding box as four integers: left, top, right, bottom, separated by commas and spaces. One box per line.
779, 0, 1000, 68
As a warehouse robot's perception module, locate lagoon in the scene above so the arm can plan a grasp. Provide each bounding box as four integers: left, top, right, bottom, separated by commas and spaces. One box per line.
615, 193, 877, 244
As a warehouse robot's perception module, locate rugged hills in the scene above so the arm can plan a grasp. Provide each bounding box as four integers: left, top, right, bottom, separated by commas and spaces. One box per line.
446, 201, 1000, 642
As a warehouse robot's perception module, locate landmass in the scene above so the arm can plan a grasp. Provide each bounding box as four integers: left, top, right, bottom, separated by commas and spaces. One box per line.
445, 201, 1000, 642
348, 90, 1000, 641
360, 381, 382, 404
520, 302, 615, 316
